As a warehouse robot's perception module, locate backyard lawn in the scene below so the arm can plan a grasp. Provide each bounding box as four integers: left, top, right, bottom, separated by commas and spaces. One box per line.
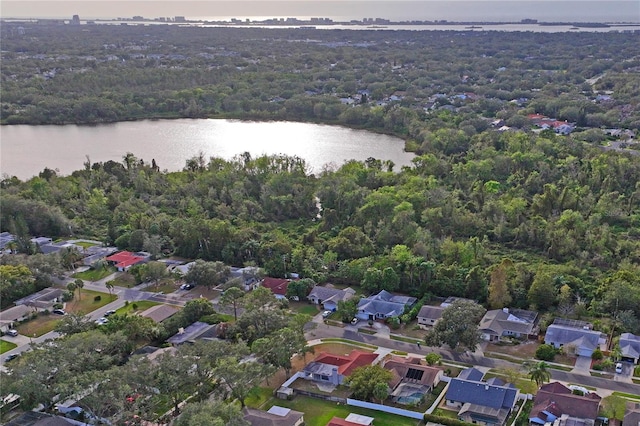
0, 339, 18, 354
72, 266, 116, 281
261, 395, 422, 426
65, 290, 117, 315
289, 301, 321, 316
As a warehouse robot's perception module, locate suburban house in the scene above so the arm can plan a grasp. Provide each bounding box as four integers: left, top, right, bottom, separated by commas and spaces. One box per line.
529, 382, 602, 426
166, 321, 220, 346
307, 285, 356, 311
0, 304, 35, 332
242, 406, 304, 426
172, 261, 195, 275
624, 402, 640, 426
327, 414, 375, 426
479, 308, 538, 342
383, 356, 443, 405
445, 368, 519, 426
356, 290, 417, 320
230, 266, 262, 291
105, 251, 150, 271
0, 232, 15, 251
619, 333, 640, 364
139, 304, 180, 323
14, 288, 64, 311
81, 246, 118, 266
417, 305, 445, 328
261, 277, 290, 300
302, 350, 378, 386
544, 319, 606, 357
440, 296, 475, 307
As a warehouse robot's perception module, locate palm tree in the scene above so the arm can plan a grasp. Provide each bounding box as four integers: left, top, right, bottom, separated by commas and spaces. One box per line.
74, 279, 84, 300
528, 361, 551, 387
105, 281, 114, 299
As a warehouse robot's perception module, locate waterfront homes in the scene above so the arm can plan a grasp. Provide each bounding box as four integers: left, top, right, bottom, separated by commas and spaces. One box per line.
544, 318, 606, 357
478, 308, 538, 342
356, 290, 416, 321
445, 367, 519, 426
529, 382, 602, 426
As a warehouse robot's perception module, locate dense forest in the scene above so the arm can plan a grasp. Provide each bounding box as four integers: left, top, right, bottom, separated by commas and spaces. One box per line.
1, 23, 640, 332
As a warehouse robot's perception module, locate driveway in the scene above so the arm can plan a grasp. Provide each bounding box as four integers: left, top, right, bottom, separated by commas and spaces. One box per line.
572, 356, 592, 375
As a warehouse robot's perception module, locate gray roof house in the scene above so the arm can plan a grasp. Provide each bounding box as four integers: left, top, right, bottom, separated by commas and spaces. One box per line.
356, 290, 417, 320
479, 308, 538, 342
445, 368, 519, 426
166, 321, 219, 346
243, 406, 304, 426
417, 305, 445, 327
624, 402, 640, 426
620, 333, 640, 364
307, 285, 355, 311
544, 319, 606, 357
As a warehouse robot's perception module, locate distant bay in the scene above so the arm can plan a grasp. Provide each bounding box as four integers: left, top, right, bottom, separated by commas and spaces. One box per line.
0, 119, 415, 180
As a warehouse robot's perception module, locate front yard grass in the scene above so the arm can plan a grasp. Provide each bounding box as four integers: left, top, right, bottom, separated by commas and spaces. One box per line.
16, 315, 60, 337
319, 339, 378, 350
262, 395, 421, 426
0, 339, 18, 354
483, 371, 538, 394
107, 272, 137, 288
116, 300, 161, 315
288, 301, 320, 316
65, 290, 117, 315
72, 266, 116, 281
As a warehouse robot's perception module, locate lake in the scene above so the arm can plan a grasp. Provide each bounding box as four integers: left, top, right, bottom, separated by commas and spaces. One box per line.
0, 119, 415, 180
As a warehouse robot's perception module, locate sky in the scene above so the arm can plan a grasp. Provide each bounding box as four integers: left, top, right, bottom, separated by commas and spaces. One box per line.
1, 0, 639, 22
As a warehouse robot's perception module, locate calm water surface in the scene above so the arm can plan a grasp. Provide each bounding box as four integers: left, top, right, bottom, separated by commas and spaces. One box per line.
0, 119, 414, 180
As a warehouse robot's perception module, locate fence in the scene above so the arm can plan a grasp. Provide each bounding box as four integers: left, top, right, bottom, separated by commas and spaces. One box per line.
346, 398, 425, 420
293, 389, 347, 404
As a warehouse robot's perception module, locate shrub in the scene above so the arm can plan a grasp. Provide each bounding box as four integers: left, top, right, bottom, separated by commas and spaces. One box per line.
132, 303, 138, 310
386, 316, 400, 330
425, 352, 442, 366
94, 295, 101, 302
53, 303, 64, 309
535, 344, 557, 361
591, 348, 603, 361
592, 363, 604, 371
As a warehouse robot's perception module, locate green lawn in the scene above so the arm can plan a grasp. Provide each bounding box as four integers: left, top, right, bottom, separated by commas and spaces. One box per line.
106, 272, 138, 288
483, 372, 538, 394
289, 302, 321, 316
245, 387, 276, 409
433, 408, 459, 419
320, 338, 378, 350
116, 300, 161, 315
72, 266, 116, 281
74, 241, 98, 249
0, 339, 18, 354
16, 315, 60, 337
262, 395, 421, 426
65, 290, 117, 315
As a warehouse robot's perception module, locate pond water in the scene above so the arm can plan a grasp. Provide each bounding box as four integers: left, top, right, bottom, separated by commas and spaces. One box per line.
0, 119, 415, 180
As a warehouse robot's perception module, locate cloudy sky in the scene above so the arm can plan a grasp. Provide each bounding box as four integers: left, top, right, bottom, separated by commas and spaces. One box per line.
2, 0, 639, 22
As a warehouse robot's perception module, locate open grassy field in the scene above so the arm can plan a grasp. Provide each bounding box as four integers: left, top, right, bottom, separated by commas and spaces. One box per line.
0, 339, 18, 354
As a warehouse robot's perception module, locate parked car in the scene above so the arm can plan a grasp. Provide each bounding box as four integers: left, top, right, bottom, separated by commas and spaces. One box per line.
6, 329, 19, 337
104, 310, 116, 317
615, 363, 623, 374
95, 317, 109, 326
322, 310, 332, 318
180, 283, 194, 290
52, 309, 66, 315
351, 318, 359, 325
5, 353, 20, 362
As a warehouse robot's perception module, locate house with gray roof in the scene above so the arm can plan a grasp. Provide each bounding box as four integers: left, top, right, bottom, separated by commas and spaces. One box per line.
307, 285, 355, 311
356, 290, 417, 321
243, 406, 304, 426
417, 305, 445, 327
544, 319, 606, 357
445, 368, 519, 426
166, 321, 219, 346
620, 333, 640, 364
479, 308, 538, 342
624, 402, 640, 426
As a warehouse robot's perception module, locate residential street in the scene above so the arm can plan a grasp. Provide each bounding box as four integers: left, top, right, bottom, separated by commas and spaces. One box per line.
305, 320, 640, 396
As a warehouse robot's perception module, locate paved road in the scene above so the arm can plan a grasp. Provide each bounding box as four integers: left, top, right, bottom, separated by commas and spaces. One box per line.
305, 321, 640, 396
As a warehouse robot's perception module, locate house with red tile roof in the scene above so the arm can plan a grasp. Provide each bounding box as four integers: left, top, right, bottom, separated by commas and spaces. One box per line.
529, 382, 602, 426
302, 350, 379, 385
105, 251, 149, 271
261, 277, 290, 300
